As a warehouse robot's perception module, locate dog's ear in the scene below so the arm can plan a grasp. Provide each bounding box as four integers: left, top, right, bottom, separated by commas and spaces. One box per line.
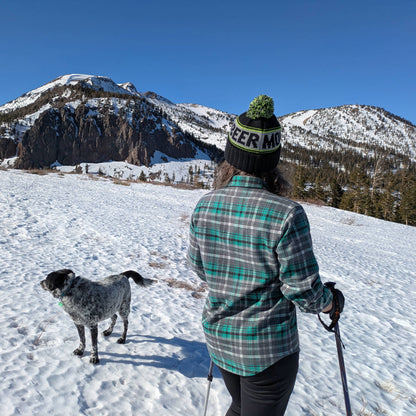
46, 269, 75, 290
58, 269, 75, 280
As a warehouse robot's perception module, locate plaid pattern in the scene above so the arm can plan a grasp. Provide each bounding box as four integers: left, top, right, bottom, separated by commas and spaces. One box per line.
188, 176, 332, 376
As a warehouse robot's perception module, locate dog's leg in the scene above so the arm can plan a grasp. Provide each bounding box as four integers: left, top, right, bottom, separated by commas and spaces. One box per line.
117, 299, 130, 344
73, 324, 86, 357
103, 314, 117, 337
117, 317, 128, 344
89, 325, 100, 364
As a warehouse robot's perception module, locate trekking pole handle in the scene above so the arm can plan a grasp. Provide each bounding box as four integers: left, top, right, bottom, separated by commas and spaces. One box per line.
207, 360, 214, 382
318, 282, 342, 332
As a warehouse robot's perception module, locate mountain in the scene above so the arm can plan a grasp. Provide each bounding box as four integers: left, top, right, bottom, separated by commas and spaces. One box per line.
0, 74, 224, 169
281, 106, 416, 179
284, 106, 416, 157
1, 74, 415, 175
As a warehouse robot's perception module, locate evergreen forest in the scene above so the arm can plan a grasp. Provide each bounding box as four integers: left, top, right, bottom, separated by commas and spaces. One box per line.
280, 144, 416, 226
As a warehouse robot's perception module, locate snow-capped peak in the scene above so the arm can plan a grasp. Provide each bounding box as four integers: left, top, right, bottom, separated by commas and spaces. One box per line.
0, 74, 137, 114
42, 74, 137, 96
118, 82, 139, 95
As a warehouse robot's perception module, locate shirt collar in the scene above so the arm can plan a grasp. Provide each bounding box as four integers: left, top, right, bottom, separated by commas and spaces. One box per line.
226, 175, 267, 189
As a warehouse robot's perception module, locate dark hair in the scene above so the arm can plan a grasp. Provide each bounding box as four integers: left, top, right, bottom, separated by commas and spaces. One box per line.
213, 160, 291, 197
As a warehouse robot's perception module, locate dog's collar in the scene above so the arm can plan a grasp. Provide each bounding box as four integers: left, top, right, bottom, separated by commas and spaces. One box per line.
58, 276, 80, 306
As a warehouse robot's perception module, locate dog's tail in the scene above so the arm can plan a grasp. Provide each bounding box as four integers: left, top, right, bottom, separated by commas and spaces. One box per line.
122, 270, 155, 287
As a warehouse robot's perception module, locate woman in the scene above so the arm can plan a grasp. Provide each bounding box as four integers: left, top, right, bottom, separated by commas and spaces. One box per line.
188, 95, 343, 416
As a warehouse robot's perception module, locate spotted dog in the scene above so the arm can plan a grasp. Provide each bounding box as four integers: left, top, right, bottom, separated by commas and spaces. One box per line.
40, 269, 154, 364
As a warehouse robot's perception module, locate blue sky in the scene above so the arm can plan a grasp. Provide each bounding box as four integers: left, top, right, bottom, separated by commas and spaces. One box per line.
1, 0, 415, 124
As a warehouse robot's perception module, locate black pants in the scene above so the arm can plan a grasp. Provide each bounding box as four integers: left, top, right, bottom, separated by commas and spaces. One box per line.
218, 352, 299, 416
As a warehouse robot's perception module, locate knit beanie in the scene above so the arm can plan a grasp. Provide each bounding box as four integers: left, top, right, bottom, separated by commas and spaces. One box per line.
225, 95, 282, 173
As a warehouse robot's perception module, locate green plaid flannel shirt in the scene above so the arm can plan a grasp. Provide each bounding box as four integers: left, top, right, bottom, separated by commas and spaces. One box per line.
188, 176, 332, 376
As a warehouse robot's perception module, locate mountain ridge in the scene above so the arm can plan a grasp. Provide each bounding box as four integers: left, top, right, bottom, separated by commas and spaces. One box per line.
1, 74, 415, 171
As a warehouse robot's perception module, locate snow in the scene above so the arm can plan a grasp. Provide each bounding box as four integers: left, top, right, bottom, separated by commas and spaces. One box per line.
283, 110, 318, 128
0, 169, 415, 416
0, 103, 53, 141
0, 75, 88, 113
0, 157, 18, 168
52, 159, 215, 187
0, 75, 136, 115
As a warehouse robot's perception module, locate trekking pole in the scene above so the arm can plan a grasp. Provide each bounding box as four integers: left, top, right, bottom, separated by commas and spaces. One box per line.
318, 282, 352, 416
334, 322, 352, 416
202, 359, 214, 416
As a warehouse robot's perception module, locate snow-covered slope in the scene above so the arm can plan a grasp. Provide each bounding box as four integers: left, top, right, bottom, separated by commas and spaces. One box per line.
282, 105, 416, 159
0, 169, 415, 416
145, 97, 235, 149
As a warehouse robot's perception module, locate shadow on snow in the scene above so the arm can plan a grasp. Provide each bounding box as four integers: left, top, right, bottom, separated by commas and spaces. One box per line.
97, 334, 222, 379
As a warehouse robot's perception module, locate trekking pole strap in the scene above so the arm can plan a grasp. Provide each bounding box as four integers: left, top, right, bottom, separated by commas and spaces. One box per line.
318, 282, 341, 333
318, 312, 339, 333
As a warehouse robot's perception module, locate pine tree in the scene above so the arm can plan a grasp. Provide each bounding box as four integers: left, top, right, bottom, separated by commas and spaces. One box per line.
292, 166, 308, 200
398, 171, 416, 226
339, 190, 354, 212
348, 167, 370, 214
329, 178, 344, 208
385, 191, 398, 222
